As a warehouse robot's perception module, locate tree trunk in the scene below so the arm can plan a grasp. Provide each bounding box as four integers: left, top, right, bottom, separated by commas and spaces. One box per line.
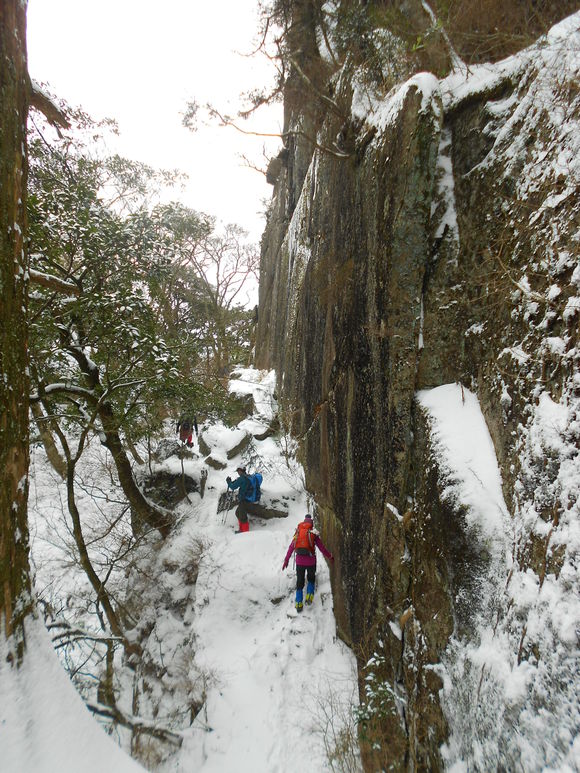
124, 432, 144, 465
30, 401, 67, 479
64, 461, 140, 661
63, 343, 172, 539
0, 0, 33, 664
99, 402, 172, 538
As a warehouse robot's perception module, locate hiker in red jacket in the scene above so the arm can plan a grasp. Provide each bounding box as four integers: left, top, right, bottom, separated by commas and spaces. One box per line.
282, 514, 333, 612
176, 415, 197, 448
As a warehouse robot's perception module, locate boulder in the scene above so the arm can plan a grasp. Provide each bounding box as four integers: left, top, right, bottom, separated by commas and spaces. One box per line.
266, 153, 284, 185
140, 470, 198, 509
198, 427, 251, 459
227, 392, 255, 425
215, 493, 288, 520
253, 417, 280, 441
198, 434, 211, 456
226, 432, 252, 459
246, 501, 288, 520
205, 455, 227, 471
151, 438, 195, 463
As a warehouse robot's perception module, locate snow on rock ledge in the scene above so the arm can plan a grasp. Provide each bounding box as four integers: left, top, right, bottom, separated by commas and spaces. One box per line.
417, 382, 510, 554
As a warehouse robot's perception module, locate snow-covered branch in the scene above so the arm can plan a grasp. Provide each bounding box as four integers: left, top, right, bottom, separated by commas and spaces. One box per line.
28, 79, 70, 130
29, 268, 80, 296
49, 621, 124, 649
288, 55, 345, 119
31, 383, 97, 401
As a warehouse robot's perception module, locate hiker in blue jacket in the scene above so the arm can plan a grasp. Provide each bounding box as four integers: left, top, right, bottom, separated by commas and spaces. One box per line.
226, 466, 252, 533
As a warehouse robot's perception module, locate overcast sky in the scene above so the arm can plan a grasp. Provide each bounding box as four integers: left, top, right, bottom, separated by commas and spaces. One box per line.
26, 0, 282, 241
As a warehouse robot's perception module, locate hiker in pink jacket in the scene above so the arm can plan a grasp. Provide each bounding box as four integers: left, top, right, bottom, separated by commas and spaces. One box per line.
282, 514, 333, 612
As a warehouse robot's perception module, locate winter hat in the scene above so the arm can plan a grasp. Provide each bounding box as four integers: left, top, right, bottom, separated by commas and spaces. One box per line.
236, 466, 246, 474
304, 514, 313, 521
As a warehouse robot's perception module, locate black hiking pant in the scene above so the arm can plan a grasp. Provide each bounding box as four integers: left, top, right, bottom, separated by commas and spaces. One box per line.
236, 500, 249, 524
296, 564, 315, 590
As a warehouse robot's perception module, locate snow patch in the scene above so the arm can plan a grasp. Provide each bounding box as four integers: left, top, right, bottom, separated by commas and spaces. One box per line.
352, 71, 440, 135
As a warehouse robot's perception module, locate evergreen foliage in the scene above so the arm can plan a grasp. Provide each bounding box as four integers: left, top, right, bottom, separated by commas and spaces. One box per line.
28, 104, 257, 453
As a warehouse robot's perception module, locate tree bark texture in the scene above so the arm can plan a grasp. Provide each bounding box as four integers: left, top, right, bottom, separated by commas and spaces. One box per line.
0, 0, 33, 663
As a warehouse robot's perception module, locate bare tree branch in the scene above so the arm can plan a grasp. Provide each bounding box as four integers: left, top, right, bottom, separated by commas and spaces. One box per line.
288, 55, 345, 119
86, 702, 183, 746
209, 107, 351, 159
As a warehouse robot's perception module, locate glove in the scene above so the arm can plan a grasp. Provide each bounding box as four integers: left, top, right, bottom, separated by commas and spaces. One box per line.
226, 476, 231, 484
282, 561, 288, 570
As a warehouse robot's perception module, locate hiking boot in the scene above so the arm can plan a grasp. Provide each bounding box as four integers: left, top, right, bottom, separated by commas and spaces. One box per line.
295, 601, 303, 612
305, 593, 314, 605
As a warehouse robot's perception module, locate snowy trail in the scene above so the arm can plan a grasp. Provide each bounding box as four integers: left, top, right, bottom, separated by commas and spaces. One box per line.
172, 510, 354, 772
159, 371, 358, 772
417, 382, 512, 627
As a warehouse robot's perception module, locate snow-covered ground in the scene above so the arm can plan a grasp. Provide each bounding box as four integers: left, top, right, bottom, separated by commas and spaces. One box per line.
154, 371, 359, 772
0, 620, 145, 773
2, 368, 359, 773
3, 374, 576, 771
168, 523, 357, 772
4, 11, 580, 768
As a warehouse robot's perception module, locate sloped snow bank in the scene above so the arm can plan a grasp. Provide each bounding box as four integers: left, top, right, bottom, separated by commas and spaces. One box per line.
417, 385, 513, 769
0, 618, 144, 773
417, 384, 517, 773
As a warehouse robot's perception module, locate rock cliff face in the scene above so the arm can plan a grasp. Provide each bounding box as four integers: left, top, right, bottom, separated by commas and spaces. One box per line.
256, 7, 579, 771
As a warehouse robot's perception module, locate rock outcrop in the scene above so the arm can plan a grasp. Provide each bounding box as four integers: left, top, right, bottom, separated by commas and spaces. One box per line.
255, 6, 580, 770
